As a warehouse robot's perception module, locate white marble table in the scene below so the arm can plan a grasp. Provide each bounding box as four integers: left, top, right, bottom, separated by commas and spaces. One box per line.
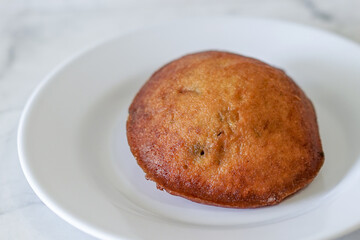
1, 0, 359, 239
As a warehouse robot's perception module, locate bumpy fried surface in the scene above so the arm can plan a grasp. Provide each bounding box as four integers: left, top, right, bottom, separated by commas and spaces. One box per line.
126, 51, 324, 208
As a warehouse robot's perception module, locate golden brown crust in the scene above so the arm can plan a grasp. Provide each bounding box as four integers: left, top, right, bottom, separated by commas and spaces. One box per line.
127, 51, 324, 208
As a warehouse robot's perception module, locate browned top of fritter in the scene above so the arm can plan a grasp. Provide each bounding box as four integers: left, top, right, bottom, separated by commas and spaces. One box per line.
126, 51, 324, 208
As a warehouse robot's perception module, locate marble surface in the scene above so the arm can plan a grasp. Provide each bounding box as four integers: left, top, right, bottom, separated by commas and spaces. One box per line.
1, 0, 360, 239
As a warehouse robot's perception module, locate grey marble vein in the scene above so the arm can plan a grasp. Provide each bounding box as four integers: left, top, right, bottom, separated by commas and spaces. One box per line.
301, 0, 333, 21
0, 43, 15, 80
0, 201, 42, 216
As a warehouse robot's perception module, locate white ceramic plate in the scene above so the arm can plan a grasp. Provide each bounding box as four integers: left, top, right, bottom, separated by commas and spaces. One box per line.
18, 17, 360, 240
